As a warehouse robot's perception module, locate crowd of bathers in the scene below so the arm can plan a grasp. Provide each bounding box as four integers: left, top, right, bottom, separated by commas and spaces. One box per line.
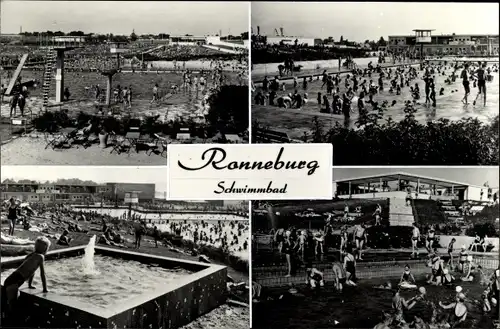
253, 60, 498, 117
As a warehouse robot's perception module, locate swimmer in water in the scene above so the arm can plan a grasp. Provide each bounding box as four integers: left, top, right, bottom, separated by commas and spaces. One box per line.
461, 255, 475, 282
305, 262, 324, 289
373, 312, 394, 329
399, 264, 416, 286
439, 293, 467, 328
427, 254, 445, 285
392, 289, 419, 325
442, 268, 455, 285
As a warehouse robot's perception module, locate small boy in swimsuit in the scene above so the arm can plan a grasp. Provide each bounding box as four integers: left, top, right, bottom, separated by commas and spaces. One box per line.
2, 236, 50, 320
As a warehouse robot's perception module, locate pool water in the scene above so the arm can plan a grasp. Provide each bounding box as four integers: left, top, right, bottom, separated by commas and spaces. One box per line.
253, 276, 497, 329
1, 255, 192, 308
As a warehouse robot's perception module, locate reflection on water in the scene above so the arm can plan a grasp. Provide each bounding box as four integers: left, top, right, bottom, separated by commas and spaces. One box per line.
1, 255, 192, 307
254, 276, 496, 329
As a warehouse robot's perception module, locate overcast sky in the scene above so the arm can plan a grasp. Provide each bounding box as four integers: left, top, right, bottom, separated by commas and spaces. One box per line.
333, 168, 499, 188
1, 166, 168, 192
1, 1, 249, 35
252, 2, 499, 41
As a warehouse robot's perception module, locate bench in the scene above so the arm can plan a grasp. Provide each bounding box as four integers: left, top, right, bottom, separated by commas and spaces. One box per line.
253, 128, 291, 143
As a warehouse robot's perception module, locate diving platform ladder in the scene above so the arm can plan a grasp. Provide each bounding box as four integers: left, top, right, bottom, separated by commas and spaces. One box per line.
42, 48, 57, 110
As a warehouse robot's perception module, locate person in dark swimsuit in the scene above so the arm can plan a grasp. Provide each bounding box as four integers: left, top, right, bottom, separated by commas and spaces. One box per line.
332, 260, 347, 292
305, 262, 324, 288
428, 255, 444, 285
447, 238, 456, 268
472, 63, 487, 106
282, 232, 292, 277
460, 64, 470, 104
343, 249, 357, 284
458, 246, 468, 273
426, 226, 436, 252
400, 264, 416, 286
7, 198, 19, 236
439, 293, 467, 328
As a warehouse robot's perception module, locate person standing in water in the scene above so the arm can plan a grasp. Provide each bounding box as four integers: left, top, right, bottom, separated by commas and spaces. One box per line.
343, 248, 357, 285
447, 237, 456, 268
7, 198, 20, 236
411, 222, 420, 258
332, 260, 347, 292
353, 223, 367, 260
426, 225, 436, 252
460, 64, 470, 105
472, 62, 487, 106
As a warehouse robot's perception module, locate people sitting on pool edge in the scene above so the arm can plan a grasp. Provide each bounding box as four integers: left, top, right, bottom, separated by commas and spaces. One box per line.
305, 262, 324, 289
1, 236, 50, 325
399, 264, 416, 287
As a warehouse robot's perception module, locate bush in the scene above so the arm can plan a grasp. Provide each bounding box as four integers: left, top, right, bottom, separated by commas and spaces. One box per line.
254, 104, 499, 165
33, 110, 73, 132
205, 85, 248, 135
251, 46, 370, 64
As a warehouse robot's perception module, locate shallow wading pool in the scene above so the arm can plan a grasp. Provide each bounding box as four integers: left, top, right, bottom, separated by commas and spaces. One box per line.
1, 255, 192, 308
253, 275, 498, 329
0, 246, 227, 329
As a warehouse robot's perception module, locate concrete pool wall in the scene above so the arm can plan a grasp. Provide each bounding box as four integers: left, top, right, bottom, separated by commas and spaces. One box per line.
1, 246, 227, 329
254, 256, 499, 288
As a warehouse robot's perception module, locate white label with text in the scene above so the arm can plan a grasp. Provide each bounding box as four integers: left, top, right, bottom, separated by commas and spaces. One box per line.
168, 144, 333, 200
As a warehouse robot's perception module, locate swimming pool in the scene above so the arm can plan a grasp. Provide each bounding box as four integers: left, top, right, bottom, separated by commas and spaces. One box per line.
1, 255, 192, 307
253, 276, 497, 329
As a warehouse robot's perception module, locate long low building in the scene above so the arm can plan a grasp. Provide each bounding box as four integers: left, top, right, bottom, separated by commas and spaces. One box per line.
333, 172, 497, 202
1, 182, 155, 204
384, 33, 499, 55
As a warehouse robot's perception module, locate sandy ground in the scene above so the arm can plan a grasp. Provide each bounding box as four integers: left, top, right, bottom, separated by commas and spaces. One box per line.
1, 137, 167, 165
180, 304, 249, 329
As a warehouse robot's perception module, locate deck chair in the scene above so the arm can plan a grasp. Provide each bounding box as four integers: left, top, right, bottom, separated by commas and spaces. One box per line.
149, 133, 168, 157
142, 134, 159, 156
110, 134, 130, 154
